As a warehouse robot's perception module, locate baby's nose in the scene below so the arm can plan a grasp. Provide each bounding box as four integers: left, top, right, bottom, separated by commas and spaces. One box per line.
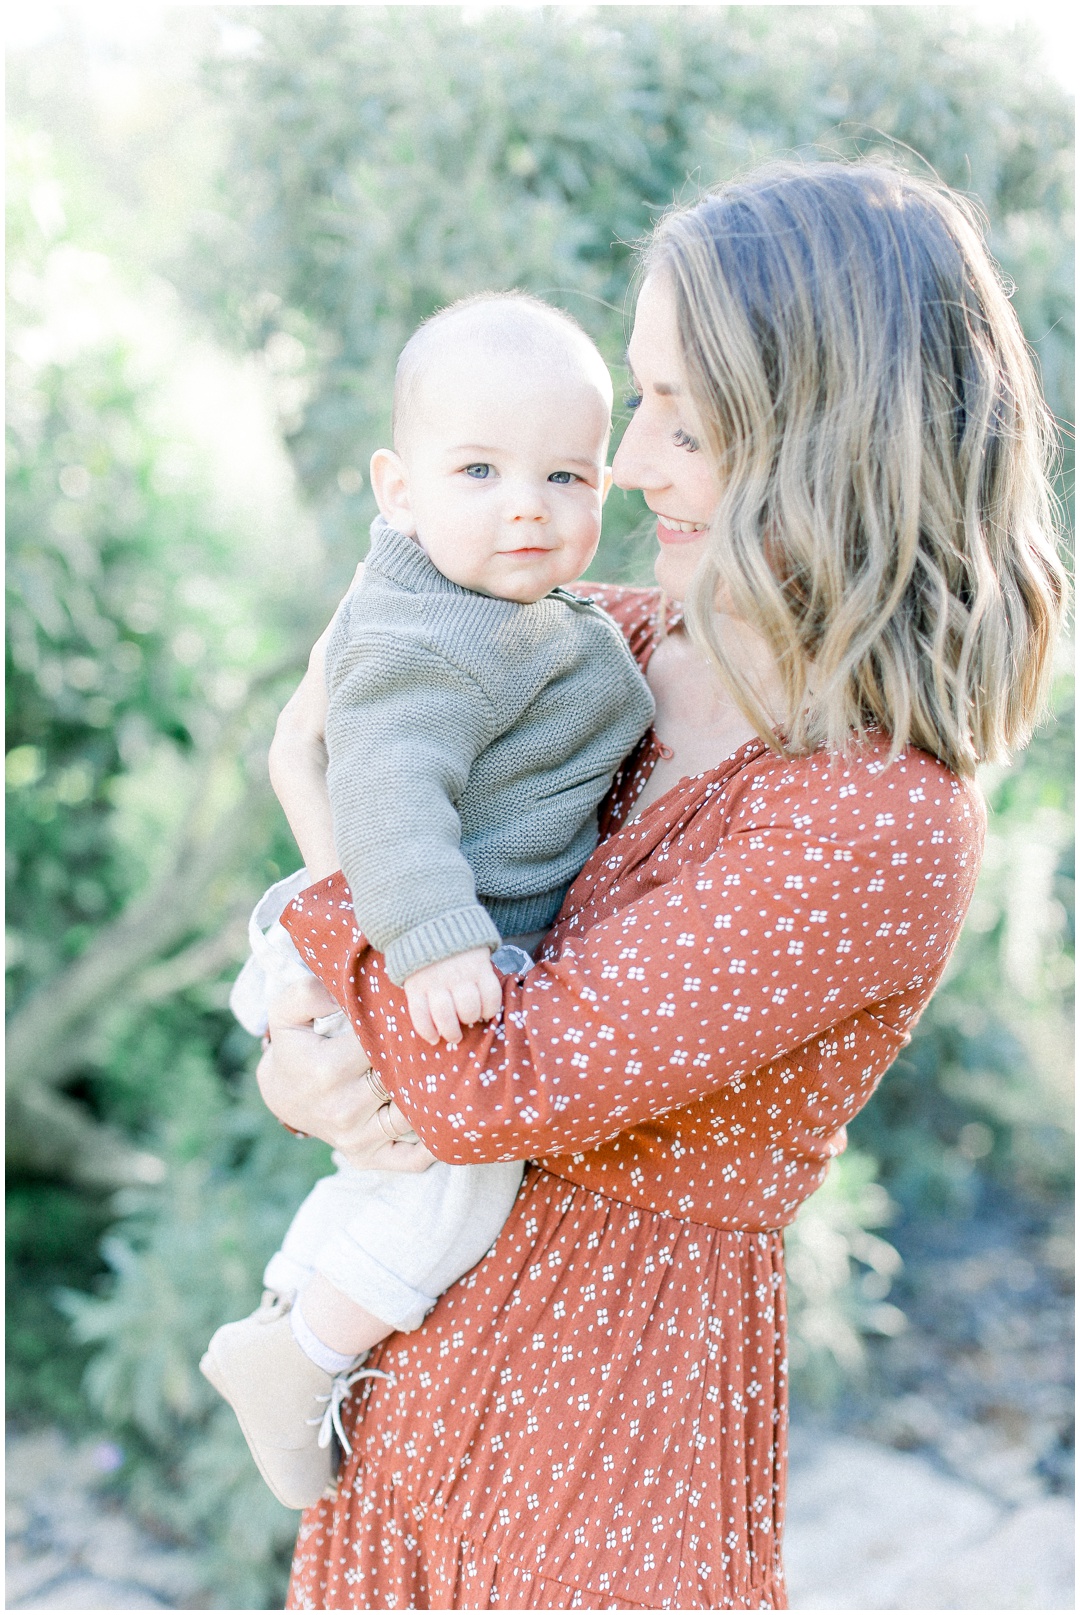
502, 478, 549, 520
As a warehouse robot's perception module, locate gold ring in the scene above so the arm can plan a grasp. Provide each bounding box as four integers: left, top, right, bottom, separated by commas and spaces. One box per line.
375, 1103, 400, 1143
365, 1069, 391, 1104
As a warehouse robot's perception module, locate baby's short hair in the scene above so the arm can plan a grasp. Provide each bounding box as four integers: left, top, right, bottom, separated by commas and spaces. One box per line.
392, 292, 608, 452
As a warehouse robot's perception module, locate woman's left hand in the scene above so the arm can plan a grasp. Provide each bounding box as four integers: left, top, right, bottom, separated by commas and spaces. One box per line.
257, 977, 436, 1172
268, 561, 365, 881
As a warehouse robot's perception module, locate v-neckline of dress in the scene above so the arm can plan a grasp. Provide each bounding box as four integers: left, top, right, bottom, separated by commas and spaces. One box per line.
611, 593, 768, 832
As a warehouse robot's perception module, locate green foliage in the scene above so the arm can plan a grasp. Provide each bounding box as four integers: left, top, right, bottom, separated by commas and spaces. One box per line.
785, 1149, 905, 1404
58, 1066, 332, 1609
6, 128, 303, 1005
5, 110, 317, 1195
7, 71, 305, 1610
7, 328, 214, 992
190, 5, 1073, 574
6, 1179, 112, 1423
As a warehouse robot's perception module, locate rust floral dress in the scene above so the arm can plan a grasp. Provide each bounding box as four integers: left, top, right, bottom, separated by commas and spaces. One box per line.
282, 586, 984, 1611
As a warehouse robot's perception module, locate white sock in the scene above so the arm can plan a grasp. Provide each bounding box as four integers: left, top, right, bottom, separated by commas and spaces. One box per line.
290, 1296, 357, 1375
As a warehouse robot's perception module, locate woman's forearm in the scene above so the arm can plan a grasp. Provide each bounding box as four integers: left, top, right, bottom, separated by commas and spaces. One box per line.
269, 566, 365, 881
269, 693, 340, 880
269, 615, 343, 880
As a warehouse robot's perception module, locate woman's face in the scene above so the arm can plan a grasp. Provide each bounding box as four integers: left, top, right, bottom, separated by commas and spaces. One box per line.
612, 272, 722, 601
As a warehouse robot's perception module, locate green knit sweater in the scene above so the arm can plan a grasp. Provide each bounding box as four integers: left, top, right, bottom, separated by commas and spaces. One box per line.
325, 519, 655, 984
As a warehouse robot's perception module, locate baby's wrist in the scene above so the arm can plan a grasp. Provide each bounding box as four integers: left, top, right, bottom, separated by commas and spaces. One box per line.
403, 945, 497, 980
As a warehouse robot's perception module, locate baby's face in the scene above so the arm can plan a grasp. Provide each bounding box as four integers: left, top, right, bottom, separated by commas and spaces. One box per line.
382, 349, 612, 603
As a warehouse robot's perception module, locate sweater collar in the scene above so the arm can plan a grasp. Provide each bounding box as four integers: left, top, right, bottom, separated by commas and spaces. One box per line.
366, 515, 470, 596
366, 515, 591, 612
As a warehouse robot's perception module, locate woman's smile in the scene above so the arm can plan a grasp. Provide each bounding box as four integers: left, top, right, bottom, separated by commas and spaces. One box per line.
654, 513, 708, 541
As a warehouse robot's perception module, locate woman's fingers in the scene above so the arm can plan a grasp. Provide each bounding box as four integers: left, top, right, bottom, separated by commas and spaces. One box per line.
257, 1017, 363, 1133
258, 980, 371, 1135
254, 978, 436, 1173
339, 1130, 434, 1174
333, 1097, 428, 1169
385, 1101, 421, 1144
268, 974, 342, 1032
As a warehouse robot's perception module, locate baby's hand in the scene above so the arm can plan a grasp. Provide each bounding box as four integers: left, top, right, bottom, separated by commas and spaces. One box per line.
404, 948, 503, 1045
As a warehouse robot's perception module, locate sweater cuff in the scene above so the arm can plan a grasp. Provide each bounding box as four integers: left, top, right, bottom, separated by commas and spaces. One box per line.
384, 905, 502, 985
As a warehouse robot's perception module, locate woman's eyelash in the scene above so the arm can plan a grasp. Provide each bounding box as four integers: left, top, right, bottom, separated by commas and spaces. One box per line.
624, 389, 698, 452
624, 384, 697, 450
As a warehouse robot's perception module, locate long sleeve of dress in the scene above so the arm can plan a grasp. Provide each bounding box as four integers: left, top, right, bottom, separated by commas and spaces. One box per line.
284, 736, 983, 1184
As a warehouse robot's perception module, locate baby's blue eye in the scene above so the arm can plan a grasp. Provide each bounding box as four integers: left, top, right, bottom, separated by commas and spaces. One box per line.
625, 390, 642, 411
465, 463, 491, 479
548, 470, 575, 484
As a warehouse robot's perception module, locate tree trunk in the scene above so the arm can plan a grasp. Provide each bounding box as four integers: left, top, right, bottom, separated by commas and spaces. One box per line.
6, 657, 303, 1188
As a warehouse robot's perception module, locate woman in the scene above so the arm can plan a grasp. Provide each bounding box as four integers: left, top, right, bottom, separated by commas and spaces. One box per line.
259, 161, 1064, 1610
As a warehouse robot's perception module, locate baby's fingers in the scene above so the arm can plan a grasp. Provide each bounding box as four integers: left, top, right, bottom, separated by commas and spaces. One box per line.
451, 979, 486, 1027
478, 963, 503, 1021
427, 988, 465, 1045
406, 992, 441, 1046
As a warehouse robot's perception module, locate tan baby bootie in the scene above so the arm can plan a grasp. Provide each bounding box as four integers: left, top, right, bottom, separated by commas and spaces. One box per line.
200, 1293, 366, 1510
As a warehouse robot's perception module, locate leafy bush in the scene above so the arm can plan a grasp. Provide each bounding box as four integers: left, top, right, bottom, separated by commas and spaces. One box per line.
6, 1178, 113, 1424
58, 1065, 332, 1610
785, 1149, 905, 1404
190, 4, 1073, 575
6, 116, 313, 1191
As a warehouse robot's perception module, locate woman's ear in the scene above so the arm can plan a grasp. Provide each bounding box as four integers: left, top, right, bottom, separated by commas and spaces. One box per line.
369, 449, 416, 535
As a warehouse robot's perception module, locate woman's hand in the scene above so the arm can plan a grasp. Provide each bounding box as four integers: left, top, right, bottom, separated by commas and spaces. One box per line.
269, 563, 365, 882
256, 976, 435, 1173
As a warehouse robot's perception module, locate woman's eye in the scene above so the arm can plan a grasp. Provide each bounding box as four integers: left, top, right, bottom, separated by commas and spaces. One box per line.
548, 470, 575, 484
672, 428, 700, 453
624, 390, 643, 412
464, 463, 491, 479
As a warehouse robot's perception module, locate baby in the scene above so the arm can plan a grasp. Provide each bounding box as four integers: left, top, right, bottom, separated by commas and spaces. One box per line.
201, 293, 654, 1509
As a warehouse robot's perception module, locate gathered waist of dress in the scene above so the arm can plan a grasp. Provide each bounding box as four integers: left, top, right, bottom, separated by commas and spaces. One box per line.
532, 1151, 820, 1236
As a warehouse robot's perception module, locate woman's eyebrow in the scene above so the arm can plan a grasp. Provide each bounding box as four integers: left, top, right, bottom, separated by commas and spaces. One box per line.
623, 352, 679, 396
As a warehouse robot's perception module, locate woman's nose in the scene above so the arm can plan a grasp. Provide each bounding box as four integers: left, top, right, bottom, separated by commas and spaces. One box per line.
612, 411, 661, 494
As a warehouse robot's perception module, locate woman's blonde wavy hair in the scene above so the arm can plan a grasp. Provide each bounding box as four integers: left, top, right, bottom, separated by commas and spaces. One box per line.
644, 160, 1067, 777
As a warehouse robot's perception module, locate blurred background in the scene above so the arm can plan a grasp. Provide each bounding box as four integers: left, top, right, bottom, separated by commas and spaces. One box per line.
6, 6, 1073, 1609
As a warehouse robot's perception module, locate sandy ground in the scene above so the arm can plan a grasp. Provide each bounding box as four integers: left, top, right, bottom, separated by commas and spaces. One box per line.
6, 1421, 1073, 1611
784, 1429, 1073, 1609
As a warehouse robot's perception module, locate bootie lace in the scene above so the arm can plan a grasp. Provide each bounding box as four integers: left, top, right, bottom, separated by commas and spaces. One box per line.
310, 1364, 395, 1456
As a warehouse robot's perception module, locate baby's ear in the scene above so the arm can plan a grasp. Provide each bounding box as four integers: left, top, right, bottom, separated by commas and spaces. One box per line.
369, 448, 416, 534
601, 466, 614, 504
